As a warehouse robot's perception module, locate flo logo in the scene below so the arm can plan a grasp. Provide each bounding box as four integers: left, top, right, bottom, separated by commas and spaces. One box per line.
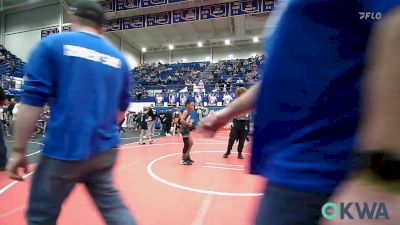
321, 202, 389, 220
359, 12, 382, 20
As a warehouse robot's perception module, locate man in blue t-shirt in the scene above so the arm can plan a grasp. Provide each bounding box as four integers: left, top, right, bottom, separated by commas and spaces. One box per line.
201, 1, 400, 224
6, 1, 136, 224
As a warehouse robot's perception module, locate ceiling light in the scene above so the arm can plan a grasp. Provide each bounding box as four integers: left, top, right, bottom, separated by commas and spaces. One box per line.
141, 47, 147, 53
198, 42, 203, 47
225, 39, 231, 45
168, 45, 174, 50
253, 36, 259, 43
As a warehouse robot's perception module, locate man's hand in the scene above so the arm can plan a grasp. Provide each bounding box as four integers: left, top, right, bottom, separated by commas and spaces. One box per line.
199, 110, 230, 138
6, 152, 28, 181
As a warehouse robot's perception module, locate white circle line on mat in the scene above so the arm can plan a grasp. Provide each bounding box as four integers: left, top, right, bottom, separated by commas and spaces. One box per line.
147, 151, 263, 197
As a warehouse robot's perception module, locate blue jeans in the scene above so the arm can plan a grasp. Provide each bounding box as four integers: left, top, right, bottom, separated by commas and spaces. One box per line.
28, 149, 136, 225
255, 183, 330, 225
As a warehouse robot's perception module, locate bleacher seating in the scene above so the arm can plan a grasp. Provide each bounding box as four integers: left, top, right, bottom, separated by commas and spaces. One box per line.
132, 61, 209, 88
0, 44, 264, 102
131, 55, 264, 98
0, 45, 26, 92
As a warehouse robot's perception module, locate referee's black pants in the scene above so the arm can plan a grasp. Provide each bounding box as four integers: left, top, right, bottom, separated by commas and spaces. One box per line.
227, 119, 247, 154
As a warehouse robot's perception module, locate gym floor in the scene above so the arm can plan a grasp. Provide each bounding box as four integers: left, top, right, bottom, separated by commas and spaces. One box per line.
0, 130, 266, 225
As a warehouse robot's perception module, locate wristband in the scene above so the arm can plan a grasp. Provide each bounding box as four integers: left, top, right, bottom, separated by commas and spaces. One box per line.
351, 151, 400, 179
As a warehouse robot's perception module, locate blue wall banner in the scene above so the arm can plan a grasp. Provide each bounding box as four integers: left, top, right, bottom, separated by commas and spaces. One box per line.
107, 19, 122, 32
200, 3, 229, 20
62, 26, 72, 32
116, 0, 140, 11
141, 0, 167, 8
123, 15, 146, 29
43, 1, 269, 35
231, 0, 261, 16
147, 12, 171, 26
263, 0, 274, 12
173, 7, 199, 23
41, 28, 59, 39
99, 0, 114, 12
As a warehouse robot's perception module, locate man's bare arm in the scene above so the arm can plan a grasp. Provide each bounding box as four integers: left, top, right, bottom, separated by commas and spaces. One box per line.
357, 7, 400, 153
14, 104, 43, 152
218, 82, 260, 122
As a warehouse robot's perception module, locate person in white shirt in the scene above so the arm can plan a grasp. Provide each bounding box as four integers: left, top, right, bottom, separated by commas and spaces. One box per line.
195, 93, 202, 106
223, 92, 233, 105
198, 80, 205, 93
179, 93, 187, 106
208, 93, 217, 105
155, 93, 163, 105
169, 92, 176, 105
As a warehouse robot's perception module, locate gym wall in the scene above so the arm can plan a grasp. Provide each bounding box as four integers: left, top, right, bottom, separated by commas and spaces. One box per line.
143, 43, 263, 64
3, 2, 141, 69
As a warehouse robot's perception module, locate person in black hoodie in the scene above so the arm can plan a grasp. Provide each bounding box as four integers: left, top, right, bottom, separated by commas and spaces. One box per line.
147, 107, 157, 138
119, 117, 126, 134
165, 107, 173, 136
158, 109, 166, 136
139, 107, 153, 145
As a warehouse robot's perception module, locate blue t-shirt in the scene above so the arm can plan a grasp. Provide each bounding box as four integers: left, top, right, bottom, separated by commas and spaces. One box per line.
252, 0, 400, 194
23, 32, 131, 160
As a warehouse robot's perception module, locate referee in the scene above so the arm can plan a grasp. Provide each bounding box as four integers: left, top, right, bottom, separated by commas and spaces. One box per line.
223, 87, 249, 160
6, 1, 136, 224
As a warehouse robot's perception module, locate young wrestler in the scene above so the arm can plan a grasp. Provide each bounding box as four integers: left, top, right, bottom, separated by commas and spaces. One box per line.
180, 100, 194, 165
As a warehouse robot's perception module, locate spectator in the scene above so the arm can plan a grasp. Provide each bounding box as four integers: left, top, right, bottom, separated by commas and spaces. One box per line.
195, 93, 202, 107
179, 93, 187, 106
208, 93, 217, 105
226, 77, 232, 91
0, 87, 8, 171
155, 93, 163, 105
188, 80, 193, 93
223, 92, 233, 105
207, 73, 214, 82
236, 78, 244, 87
218, 76, 225, 89
198, 79, 204, 93
165, 107, 173, 136
147, 107, 157, 138
169, 92, 176, 105
7, 98, 16, 123
158, 109, 166, 136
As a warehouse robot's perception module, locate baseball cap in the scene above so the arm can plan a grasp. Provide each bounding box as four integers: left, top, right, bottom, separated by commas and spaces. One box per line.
71, 0, 105, 27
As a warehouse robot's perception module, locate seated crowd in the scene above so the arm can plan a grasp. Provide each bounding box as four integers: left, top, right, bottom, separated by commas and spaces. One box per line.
0, 45, 26, 90
132, 55, 264, 100
133, 61, 209, 86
